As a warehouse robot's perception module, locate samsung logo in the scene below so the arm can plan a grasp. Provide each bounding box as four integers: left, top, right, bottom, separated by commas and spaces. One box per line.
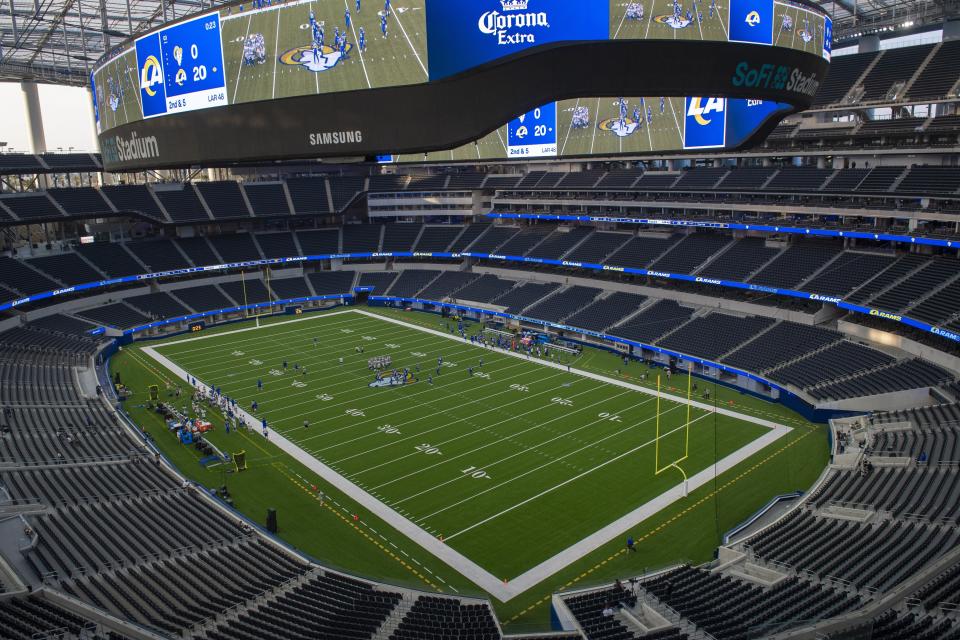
696, 277, 722, 285
309, 130, 363, 146
809, 294, 841, 304
869, 309, 903, 322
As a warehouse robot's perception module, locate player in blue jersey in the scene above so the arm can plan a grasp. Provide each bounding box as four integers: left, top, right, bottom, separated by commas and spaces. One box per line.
660, 96, 665, 114
345, 8, 351, 28
340, 36, 349, 59
309, 9, 316, 27
381, 13, 388, 37
257, 378, 263, 391
384, 0, 391, 15
709, 0, 714, 18
359, 27, 366, 51
632, 106, 642, 126
618, 98, 628, 130
356, 0, 361, 12
647, 106, 653, 123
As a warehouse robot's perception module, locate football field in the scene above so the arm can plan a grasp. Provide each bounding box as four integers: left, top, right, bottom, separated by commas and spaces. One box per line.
142, 307, 791, 592
220, 0, 428, 105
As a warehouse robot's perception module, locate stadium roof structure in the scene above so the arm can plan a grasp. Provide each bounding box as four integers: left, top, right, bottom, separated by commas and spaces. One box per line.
0, 0, 225, 86
819, 0, 960, 41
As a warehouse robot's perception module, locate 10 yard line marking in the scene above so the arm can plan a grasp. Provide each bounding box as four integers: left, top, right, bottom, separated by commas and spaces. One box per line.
386, 392, 653, 505
358, 384, 621, 487
443, 412, 711, 541
417, 403, 690, 525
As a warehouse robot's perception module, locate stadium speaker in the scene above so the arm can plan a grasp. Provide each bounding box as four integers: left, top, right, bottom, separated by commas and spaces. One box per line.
266, 508, 278, 534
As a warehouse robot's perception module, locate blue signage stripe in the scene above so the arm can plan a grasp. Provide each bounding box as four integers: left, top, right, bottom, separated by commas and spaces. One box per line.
3, 248, 957, 345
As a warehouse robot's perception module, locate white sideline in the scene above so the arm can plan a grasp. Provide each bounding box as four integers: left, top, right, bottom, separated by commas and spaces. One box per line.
141, 308, 793, 602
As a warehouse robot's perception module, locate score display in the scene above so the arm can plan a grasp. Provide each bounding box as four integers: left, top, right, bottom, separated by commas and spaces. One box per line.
135, 13, 228, 119
507, 103, 558, 158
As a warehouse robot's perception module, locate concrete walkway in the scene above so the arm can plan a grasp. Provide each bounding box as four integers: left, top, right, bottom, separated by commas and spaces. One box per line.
142, 308, 792, 602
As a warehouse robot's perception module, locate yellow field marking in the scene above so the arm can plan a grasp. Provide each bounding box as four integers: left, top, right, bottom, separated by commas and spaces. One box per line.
271, 462, 443, 593
503, 427, 817, 626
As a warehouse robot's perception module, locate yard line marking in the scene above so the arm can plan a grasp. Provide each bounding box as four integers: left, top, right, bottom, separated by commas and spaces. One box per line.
388, 393, 653, 505
667, 96, 684, 148
559, 98, 580, 157
232, 14, 254, 104
342, 0, 371, 88
271, 4, 282, 99
368, 388, 638, 491
392, 5, 428, 78
149, 309, 355, 350
421, 404, 696, 527
319, 368, 577, 457
589, 98, 602, 155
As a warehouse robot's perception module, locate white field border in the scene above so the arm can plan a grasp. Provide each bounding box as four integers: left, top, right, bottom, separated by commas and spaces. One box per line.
140, 308, 792, 601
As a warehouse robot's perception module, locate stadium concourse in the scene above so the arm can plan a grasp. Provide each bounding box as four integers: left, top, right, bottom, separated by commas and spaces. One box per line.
7, 8, 960, 640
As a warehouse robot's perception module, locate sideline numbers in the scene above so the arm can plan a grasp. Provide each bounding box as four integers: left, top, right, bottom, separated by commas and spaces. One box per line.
461, 466, 491, 480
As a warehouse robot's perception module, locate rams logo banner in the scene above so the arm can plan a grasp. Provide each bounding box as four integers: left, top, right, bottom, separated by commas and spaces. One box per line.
135, 33, 168, 117
280, 42, 353, 72
683, 97, 726, 149
728, 0, 773, 45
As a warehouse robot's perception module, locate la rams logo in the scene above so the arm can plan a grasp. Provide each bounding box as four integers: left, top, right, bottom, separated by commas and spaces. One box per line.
687, 97, 724, 125
598, 117, 639, 137
108, 93, 120, 112
140, 55, 163, 96
798, 28, 813, 43
745, 10, 761, 26
280, 42, 352, 72
654, 14, 691, 29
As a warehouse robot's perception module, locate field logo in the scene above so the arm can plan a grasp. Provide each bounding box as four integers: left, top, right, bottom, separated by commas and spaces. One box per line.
280, 42, 352, 72
728, 0, 773, 45
653, 14, 691, 29
598, 117, 639, 137
683, 97, 726, 149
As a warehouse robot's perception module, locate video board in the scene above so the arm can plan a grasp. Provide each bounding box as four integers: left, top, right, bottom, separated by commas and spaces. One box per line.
380, 95, 790, 163
92, 0, 829, 135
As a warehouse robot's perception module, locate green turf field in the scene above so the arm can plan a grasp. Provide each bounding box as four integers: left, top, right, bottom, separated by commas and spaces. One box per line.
112, 305, 829, 629
144, 307, 785, 581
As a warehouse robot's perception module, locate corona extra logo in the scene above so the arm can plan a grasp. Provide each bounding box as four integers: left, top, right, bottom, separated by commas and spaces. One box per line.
500, 0, 528, 10
140, 55, 163, 96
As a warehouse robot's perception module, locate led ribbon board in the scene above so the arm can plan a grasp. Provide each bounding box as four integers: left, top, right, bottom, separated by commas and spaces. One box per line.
93, 0, 830, 170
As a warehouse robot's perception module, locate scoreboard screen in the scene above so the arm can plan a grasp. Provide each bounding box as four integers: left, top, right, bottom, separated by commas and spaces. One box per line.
93, 0, 829, 135
135, 14, 228, 119
383, 95, 791, 163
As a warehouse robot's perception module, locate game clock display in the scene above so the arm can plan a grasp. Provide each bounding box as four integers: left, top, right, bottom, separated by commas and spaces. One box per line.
135, 13, 228, 119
